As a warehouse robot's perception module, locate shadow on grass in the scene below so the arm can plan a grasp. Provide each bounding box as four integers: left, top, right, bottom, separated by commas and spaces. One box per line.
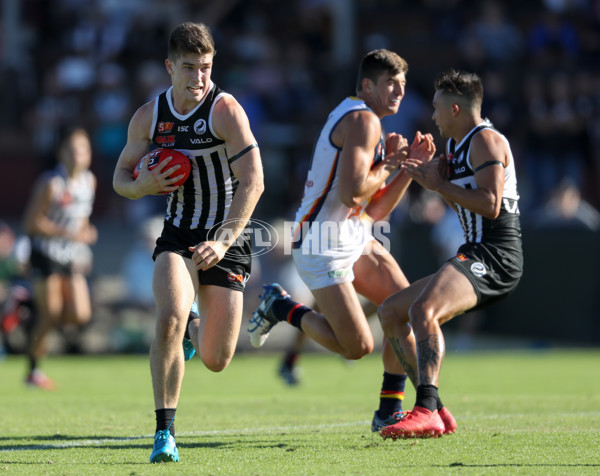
0, 434, 293, 453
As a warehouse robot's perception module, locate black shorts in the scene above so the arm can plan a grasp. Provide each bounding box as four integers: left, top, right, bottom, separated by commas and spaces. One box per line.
30, 248, 73, 278
152, 221, 252, 292
448, 240, 523, 312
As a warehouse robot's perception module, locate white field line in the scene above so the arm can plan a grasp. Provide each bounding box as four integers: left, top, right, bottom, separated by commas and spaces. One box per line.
0, 421, 367, 452
1, 413, 600, 452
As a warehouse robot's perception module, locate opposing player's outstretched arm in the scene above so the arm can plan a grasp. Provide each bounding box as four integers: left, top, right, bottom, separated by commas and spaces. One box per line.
113, 102, 185, 199
336, 111, 407, 208
188, 94, 264, 271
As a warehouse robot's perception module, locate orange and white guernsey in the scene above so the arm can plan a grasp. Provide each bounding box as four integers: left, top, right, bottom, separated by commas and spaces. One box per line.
292, 96, 385, 256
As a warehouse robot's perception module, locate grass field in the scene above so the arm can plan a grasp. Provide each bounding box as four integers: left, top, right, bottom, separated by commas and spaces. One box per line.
0, 348, 599, 475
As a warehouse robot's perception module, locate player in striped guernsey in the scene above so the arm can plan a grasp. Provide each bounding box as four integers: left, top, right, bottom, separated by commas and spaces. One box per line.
379, 70, 523, 439
113, 22, 264, 463
22, 127, 97, 390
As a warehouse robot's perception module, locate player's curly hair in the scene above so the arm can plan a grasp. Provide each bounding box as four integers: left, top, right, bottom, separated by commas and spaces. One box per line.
168, 22, 215, 60
434, 70, 483, 108
356, 49, 408, 93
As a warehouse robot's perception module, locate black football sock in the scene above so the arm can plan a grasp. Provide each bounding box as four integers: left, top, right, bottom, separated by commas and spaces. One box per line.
415, 384, 438, 413
378, 372, 407, 418
436, 395, 445, 412
272, 298, 311, 329
283, 350, 300, 368
155, 408, 177, 436
28, 355, 37, 374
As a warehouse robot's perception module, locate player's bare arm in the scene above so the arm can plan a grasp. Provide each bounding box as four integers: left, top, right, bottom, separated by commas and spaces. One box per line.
188, 94, 264, 271
22, 175, 97, 244
22, 178, 58, 238
113, 102, 186, 199
366, 131, 436, 221
402, 130, 506, 219
336, 111, 407, 208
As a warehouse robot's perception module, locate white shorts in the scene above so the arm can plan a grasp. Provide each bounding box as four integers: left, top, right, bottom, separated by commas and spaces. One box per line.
292, 244, 366, 290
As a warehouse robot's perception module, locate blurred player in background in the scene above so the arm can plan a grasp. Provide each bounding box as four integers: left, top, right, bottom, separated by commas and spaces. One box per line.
0, 222, 34, 356
248, 49, 446, 432
22, 127, 97, 390
378, 70, 523, 439
113, 22, 263, 463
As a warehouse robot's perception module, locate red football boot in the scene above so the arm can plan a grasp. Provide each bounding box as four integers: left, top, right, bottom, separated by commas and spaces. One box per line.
380, 406, 444, 439
439, 407, 457, 434
25, 370, 56, 391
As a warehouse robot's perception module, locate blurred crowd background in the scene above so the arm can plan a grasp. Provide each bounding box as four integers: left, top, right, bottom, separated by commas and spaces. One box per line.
1, 0, 599, 355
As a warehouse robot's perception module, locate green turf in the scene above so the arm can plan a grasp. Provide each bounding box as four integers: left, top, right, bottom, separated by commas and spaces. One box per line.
0, 349, 599, 475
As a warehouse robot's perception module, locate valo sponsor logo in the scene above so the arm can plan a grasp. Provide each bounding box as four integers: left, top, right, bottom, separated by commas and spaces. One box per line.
190, 137, 213, 145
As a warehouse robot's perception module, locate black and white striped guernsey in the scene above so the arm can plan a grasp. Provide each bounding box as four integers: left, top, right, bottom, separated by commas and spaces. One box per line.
447, 120, 522, 244
150, 83, 238, 230
30, 164, 95, 266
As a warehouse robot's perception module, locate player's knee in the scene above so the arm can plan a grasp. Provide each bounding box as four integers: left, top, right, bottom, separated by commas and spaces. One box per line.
202, 352, 233, 372
340, 339, 373, 360
66, 309, 91, 326
155, 312, 183, 342
378, 298, 406, 334
377, 300, 394, 332
408, 300, 438, 331
44, 312, 62, 326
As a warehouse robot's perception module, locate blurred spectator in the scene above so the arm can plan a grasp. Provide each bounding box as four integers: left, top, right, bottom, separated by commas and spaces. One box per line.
531, 178, 600, 230
527, 9, 579, 70
92, 63, 131, 164
481, 69, 514, 134
458, 0, 523, 68
527, 71, 590, 205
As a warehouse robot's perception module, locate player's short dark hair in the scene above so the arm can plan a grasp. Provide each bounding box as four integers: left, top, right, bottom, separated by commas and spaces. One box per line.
356, 49, 408, 93
434, 70, 483, 108
168, 22, 215, 60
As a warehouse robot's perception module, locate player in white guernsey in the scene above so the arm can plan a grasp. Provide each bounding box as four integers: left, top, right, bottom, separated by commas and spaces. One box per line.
379, 70, 523, 439
248, 50, 456, 433
113, 23, 263, 463
22, 127, 97, 390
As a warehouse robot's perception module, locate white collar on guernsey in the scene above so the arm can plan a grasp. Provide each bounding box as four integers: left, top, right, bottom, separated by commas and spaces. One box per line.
454, 118, 492, 151
165, 80, 213, 120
